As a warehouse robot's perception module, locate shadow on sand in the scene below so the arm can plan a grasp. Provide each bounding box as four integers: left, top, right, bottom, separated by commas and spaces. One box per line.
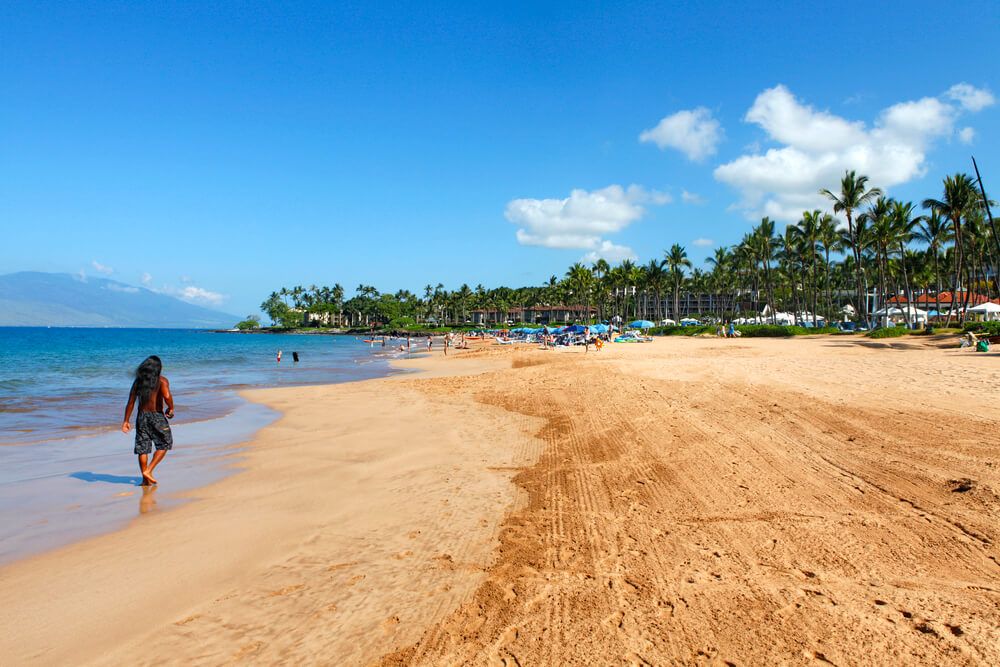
69, 471, 143, 486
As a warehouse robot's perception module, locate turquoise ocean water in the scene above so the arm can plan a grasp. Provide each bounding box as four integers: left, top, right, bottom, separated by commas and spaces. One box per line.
0, 328, 405, 563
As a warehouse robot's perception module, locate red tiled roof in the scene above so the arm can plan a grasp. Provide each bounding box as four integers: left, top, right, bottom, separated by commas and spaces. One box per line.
887, 292, 989, 306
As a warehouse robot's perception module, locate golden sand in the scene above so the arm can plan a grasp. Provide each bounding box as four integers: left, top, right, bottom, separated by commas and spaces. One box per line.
2, 335, 999, 665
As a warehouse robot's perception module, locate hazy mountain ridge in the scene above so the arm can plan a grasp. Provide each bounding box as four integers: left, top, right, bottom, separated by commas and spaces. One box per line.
0, 272, 238, 328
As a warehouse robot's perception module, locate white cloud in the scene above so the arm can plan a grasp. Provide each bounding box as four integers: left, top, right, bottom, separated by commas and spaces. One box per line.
692, 237, 714, 247
958, 126, 976, 144
104, 283, 139, 294
681, 190, 705, 204
582, 241, 637, 264
945, 83, 995, 112
714, 83, 989, 222
156, 283, 226, 306
178, 286, 224, 305
640, 107, 723, 161
506, 184, 666, 254
140, 272, 152, 286
91, 260, 113, 275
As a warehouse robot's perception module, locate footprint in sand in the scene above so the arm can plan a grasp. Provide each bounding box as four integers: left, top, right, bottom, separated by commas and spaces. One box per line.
326, 561, 359, 572
268, 584, 304, 597
381, 615, 401, 633
348, 574, 366, 586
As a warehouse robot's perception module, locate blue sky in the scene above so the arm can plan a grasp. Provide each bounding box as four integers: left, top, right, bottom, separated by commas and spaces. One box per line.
2, 1, 998, 316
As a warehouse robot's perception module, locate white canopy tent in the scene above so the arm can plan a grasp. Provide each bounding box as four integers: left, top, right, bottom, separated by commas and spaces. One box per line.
872, 305, 928, 325
968, 301, 1000, 321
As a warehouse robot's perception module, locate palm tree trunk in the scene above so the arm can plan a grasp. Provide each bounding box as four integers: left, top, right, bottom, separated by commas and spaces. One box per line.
899, 243, 913, 328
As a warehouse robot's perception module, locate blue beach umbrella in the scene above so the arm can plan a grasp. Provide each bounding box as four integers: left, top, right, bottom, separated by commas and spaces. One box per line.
628, 320, 655, 329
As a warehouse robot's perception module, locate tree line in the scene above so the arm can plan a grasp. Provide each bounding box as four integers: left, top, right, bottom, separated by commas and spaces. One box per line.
253, 169, 996, 329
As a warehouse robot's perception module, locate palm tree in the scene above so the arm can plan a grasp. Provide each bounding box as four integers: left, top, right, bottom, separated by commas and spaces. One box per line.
663, 244, 691, 321
860, 196, 892, 315
706, 247, 732, 320
816, 213, 840, 322
643, 258, 666, 321
821, 170, 883, 323
889, 200, 919, 327
565, 263, 594, 320
795, 210, 823, 325
750, 218, 781, 323
923, 174, 980, 324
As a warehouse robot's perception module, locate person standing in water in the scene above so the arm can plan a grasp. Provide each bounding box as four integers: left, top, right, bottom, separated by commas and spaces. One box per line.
121, 355, 174, 486
276, 349, 282, 363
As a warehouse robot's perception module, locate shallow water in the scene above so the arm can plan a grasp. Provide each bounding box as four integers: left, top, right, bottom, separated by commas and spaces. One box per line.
0, 328, 403, 444
0, 328, 413, 564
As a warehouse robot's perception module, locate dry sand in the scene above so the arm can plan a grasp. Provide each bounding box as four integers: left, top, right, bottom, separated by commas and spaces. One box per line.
2, 335, 999, 665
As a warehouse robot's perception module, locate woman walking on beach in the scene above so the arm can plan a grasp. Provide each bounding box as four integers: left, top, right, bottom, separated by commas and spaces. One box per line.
121, 355, 174, 486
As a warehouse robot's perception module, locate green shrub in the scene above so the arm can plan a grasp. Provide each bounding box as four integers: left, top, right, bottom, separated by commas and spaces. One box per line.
867, 326, 908, 339
737, 325, 838, 337
648, 324, 839, 337
235, 316, 260, 330
963, 321, 1000, 336
648, 325, 716, 336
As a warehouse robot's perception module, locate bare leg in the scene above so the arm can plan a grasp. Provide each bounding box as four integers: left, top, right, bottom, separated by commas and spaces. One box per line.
145, 450, 167, 484
137, 454, 150, 485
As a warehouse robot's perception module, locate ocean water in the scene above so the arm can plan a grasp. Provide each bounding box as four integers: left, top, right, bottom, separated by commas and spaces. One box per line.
0, 327, 403, 444
0, 328, 409, 564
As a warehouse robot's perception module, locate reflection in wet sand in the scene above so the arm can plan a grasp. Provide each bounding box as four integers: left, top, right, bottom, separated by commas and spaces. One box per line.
139, 485, 157, 514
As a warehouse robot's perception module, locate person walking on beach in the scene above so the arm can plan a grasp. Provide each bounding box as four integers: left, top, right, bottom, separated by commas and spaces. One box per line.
121, 355, 174, 486
427, 335, 433, 352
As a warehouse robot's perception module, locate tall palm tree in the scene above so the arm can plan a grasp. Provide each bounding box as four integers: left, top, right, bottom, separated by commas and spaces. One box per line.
860, 196, 893, 314
887, 201, 919, 326
750, 218, 781, 323
706, 247, 732, 319
821, 170, 883, 323
795, 210, 823, 325
565, 263, 594, 320
663, 244, 691, 321
923, 173, 980, 324
816, 214, 840, 321
643, 258, 666, 320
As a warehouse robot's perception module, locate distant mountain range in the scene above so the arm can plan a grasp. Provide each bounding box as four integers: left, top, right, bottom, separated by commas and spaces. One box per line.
0, 272, 239, 328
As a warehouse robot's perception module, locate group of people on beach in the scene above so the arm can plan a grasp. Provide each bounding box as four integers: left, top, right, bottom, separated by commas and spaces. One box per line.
716, 322, 741, 338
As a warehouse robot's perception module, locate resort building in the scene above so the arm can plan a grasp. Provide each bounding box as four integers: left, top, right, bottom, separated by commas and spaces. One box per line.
886, 291, 995, 312
470, 305, 598, 325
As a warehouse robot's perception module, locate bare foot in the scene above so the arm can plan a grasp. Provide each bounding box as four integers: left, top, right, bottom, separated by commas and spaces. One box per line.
142, 470, 157, 485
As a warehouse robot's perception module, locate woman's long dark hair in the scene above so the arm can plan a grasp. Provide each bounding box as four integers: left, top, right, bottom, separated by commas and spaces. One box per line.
132, 355, 162, 404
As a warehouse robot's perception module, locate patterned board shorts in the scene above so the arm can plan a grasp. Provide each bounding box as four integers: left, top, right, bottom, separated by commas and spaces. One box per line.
134, 412, 173, 455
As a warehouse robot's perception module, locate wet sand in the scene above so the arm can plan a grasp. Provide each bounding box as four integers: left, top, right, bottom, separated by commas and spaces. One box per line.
2, 335, 999, 665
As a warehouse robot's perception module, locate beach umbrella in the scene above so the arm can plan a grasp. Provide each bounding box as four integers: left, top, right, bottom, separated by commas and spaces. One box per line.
589, 323, 609, 334
629, 320, 655, 329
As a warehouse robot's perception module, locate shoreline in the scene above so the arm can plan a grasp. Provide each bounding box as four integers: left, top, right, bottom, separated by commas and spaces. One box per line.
0, 342, 539, 664
2, 336, 998, 664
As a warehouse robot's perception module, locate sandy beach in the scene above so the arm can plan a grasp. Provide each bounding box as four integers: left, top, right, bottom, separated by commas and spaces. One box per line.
2, 335, 999, 665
